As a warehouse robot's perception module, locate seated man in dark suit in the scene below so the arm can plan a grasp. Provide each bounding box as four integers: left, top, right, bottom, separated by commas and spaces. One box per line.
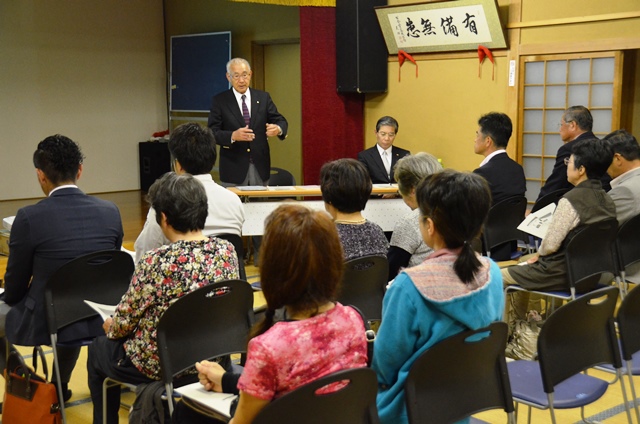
473, 112, 526, 260
0, 135, 124, 401
536, 105, 611, 201
358, 116, 410, 185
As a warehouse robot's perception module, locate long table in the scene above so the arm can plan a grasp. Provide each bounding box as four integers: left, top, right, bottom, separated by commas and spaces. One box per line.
228, 185, 411, 236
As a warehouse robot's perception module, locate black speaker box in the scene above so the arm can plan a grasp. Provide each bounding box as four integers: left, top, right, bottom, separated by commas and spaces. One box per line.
336, 0, 388, 94
139, 142, 171, 192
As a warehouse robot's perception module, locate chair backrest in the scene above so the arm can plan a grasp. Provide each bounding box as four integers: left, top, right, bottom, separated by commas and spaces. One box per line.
44, 250, 134, 335
156, 279, 254, 385
615, 213, 640, 276
617, 284, 640, 362
482, 196, 527, 255
252, 367, 380, 424
530, 188, 570, 213
269, 167, 296, 186
216, 233, 246, 281
565, 218, 618, 294
537, 286, 620, 394
337, 255, 388, 322
404, 322, 514, 423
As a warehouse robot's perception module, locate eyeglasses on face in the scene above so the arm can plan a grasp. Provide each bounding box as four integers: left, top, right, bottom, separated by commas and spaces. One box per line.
558, 120, 573, 129
378, 132, 396, 138
230, 73, 250, 81
564, 157, 574, 166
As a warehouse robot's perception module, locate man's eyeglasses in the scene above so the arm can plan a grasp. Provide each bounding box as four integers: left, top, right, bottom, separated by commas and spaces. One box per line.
558, 120, 573, 129
378, 132, 396, 138
564, 157, 573, 166
230, 73, 250, 81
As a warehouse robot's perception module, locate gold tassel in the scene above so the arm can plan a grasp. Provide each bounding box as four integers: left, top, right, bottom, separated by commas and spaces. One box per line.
228, 0, 335, 6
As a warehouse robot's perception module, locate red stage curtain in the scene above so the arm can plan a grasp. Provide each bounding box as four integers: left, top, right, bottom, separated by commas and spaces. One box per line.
300, 6, 364, 185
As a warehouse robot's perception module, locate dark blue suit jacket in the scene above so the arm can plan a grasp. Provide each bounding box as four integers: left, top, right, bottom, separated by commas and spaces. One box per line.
473, 152, 526, 206
4, 187, 123, 345
358, 145, 410, 184
537, 132, 611, 201
208, 88, 288, 185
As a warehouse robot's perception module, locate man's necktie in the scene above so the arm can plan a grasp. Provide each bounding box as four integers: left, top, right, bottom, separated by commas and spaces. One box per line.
241, 95, 250, 126
382, 151, 391, 177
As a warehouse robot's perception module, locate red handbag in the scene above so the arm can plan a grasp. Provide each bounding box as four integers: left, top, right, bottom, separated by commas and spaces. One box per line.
3, 346, 62, 424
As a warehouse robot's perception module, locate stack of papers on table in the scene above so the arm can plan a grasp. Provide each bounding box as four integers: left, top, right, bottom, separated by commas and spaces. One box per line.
175, 383, 237, 420
517, 203, 556, 240
3, 216, 14, 231
268, 186, 295, 190
236, 186, 268, 191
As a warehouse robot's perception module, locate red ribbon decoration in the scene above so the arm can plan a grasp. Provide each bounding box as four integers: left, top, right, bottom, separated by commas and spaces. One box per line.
478, 45, 495, 80
398, 50, 418, 82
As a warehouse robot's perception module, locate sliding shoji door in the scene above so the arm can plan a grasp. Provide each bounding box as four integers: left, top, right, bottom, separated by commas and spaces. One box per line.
518, 52, 623, 203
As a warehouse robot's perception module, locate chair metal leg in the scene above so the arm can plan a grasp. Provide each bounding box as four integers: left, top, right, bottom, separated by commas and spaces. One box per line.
49, 338, 68, 424
103, 377, 109, 424
103, 377, 138, 422
614, 368, 634, 424
547, 393, 557, 424
103, 377, 122, 424
165, 382, 175, 416
625, 362, 640, 424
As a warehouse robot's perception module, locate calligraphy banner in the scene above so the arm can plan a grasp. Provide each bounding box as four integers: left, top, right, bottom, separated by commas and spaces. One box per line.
375, 0, 507, 54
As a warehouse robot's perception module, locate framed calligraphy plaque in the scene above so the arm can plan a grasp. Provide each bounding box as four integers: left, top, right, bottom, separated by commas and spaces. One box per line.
375, 0, 507, 54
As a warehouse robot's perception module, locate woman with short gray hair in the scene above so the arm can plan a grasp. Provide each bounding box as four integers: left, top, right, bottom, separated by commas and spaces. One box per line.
388, 153, 443, 280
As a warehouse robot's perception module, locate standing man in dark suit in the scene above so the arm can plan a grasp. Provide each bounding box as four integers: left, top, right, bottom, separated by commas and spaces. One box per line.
0, 135, 123, 401
536, 105, 610, 201
358, 116, 410, 185
473, 112, 526, 206
473, 112, 526, 261
207, 57, 288, 186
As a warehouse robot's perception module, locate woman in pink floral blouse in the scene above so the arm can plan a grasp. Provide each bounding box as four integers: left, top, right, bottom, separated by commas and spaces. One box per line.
181, 204, 368, 424
87, 172, 240, 424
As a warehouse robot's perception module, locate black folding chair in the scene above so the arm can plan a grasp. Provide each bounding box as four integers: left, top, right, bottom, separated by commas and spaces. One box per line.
337, 255, 388, 324
252, 367, 380, 424
614, 213, 640, 297
405, 322, 515, 424
217, 233, 247, 281
269, 167, 296, 186
156, 279, 255, 416
44, 250, 134, 423
505, 218, 619, 314
596, 284, 640, 422
481, 196, 528, 260
507, 286, 630, 424
530, 188, 570, 214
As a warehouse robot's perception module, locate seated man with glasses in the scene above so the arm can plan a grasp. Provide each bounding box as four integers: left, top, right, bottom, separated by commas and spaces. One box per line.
358, 116, 410, 185
536, 105, 610, 201
207, 57, 288, 186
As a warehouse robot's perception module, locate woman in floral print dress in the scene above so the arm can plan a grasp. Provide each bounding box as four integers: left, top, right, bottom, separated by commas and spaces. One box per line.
87, 172, 239, 424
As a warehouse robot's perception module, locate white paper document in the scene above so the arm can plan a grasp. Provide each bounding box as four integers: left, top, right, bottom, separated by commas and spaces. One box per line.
268, 186, 296, 191
517, 203, 556, 239
84, 300, 116, 321
175, 383, 237, 419
236, 186, 268, 191
3, 216, 15, 231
